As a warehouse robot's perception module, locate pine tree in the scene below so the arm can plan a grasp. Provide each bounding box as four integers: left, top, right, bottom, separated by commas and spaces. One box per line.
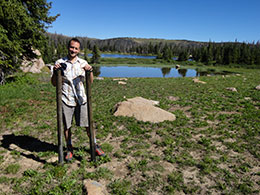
84, 49, 89, 62
223, 45, 232, 65
240, 43, 250, 65
42, 39, 55, 64
214, 45, 223, 65
162, 44, 172, 62
201, 47, 208, 63
0, 0, 59, 84
178, 50, 188, 61
206, 42, 213, 65
91, 45, 101, 64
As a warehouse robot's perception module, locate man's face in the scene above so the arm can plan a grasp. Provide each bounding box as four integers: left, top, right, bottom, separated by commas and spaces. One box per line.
68, 40, 80, 59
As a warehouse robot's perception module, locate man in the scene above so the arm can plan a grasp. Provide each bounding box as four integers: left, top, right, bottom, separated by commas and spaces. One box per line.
51, 38, 105, 161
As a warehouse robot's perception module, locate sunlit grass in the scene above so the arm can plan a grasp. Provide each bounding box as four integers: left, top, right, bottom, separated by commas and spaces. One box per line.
0, 67, 259, 194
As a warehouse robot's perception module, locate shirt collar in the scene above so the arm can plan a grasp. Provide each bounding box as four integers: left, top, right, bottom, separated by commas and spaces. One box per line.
64, 56, 80, 63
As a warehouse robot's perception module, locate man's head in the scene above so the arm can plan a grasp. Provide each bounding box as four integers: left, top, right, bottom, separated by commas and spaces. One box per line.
68, 38, 81, 59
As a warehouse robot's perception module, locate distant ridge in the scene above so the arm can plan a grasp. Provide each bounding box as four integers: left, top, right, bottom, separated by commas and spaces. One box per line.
47, 32, 207, 51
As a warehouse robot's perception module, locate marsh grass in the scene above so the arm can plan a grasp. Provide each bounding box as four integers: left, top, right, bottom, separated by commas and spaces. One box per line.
0, 68, 259, 194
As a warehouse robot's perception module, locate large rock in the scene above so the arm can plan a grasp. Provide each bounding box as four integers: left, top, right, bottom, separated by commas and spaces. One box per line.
20, 49, 45, 73
113, 97, 176, 123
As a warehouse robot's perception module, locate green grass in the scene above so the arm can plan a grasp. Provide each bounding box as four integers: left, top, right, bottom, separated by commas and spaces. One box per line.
5, 163, 21, 174
0, 67, 259, 194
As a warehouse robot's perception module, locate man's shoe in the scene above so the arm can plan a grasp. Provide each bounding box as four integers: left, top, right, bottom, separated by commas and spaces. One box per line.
95, 144, 105, 156
65, 144, 73, 161
65, 151, 73, 161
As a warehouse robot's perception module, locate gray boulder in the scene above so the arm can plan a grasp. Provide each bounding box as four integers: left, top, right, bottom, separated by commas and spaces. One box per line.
20, 49, 45, 73
113, 97, 176, 123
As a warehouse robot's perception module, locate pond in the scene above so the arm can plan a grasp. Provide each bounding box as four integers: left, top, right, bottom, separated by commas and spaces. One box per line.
87, 53, 156, 59
87, 53, 179, 60
92, 66, 232, 78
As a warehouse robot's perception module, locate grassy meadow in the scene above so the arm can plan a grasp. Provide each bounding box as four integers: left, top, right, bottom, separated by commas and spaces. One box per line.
0, 65, 259, 194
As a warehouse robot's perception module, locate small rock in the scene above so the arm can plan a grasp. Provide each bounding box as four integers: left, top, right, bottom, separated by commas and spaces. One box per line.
95, 77, 104, 80
113, 78, 128, 81
118, 81, 127, 85
83, 180, 108, 195
255, 85, 260, 90
46, 156, 58, 163
168, 96, 179, 101
226, 87, 237, 92
193, 78, 206, 84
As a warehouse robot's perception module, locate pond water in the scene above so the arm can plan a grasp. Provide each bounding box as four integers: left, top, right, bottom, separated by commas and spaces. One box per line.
87, 53, 180, 60
87, 53, 156, 59
92, 66, 226, 78
85, 53, 229, 78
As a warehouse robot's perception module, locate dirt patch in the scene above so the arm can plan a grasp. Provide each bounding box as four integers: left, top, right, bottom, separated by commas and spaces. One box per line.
182, 168, 199, 183
100, 158, 129, 179
0, 183, 15, 194
218, 111, 242, 115
0, 144, 43, 177
0, 106, 8, 115
149, 131, 163, 144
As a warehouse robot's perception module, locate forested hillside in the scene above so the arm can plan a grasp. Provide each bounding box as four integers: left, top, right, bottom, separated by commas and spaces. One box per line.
44, 33, 260, 68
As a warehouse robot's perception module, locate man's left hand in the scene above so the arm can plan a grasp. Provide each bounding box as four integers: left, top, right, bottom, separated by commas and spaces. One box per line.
84, 64, 93, 71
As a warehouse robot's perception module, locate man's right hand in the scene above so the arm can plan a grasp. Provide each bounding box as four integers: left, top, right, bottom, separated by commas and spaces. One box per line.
54, 63, 61, 70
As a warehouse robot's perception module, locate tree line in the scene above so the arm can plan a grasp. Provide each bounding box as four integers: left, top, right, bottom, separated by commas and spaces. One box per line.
191, 41, 260, 66
44, 33, 260, 67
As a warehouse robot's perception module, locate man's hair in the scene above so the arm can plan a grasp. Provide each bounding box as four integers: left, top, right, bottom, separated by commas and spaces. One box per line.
68, 38, 81, 48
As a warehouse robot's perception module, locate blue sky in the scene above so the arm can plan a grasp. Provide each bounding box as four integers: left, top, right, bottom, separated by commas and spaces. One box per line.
47, 0, 260, 42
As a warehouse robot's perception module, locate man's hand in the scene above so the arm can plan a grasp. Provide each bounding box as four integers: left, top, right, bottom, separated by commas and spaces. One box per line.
84, 64, 93, 71
54, 63, 61, 70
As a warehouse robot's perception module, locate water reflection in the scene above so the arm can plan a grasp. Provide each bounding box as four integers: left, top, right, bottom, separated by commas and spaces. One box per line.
178, 69, 188, 77
93, 66, 101, 77
92, 66, 233, 78
161, 67, 171, 77
88, 53, 156, 59
93, 66, 197, 78
195, 68, 233, 77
